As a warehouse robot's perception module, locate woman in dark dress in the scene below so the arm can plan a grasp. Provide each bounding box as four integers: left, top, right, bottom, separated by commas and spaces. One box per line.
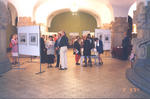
73, 36, 81, 65
96, 35, 104, 65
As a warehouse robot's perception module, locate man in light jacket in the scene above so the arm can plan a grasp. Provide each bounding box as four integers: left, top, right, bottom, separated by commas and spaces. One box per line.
59, 31, 69, 70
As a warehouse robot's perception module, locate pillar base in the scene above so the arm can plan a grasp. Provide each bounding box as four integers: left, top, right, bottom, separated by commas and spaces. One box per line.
126, 59, 150, 95
0, 57, 11, 74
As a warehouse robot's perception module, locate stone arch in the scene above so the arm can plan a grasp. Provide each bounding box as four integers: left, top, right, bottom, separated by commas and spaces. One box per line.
7, 2, 18, 26
47, 8, 101, 28
32, 0, 46, 22
128, 2, 137, 18
0, 1, 11, 74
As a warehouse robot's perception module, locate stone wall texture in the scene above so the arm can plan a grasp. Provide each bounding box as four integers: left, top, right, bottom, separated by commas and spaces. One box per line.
17, 17, 35, 26
0, 1, 11, 74
132, 1, 150, 59
111, 17, 128, 47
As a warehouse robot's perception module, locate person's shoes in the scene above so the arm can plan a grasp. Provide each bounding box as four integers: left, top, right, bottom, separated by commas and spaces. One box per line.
99, 62, 103, 65
83, 64, 87, 67
76, 63, 80, 65
59, 68, 65, 70
89, 63, 92, 67
15, 62, 19, 64
55, 66, 59, 68
99, 62, 102, 65
64, 68, 68, 70
47, 65, 53, 68
11, 62, 15, 65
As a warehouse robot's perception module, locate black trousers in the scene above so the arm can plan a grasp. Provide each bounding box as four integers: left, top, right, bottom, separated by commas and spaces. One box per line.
84, 56, 92, 65
123, 47, 128, 60
56, 54, 60, 67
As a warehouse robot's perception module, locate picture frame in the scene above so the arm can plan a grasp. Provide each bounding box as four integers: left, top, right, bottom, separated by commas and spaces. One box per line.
29, 33, 38, 46
19, 33, 27, 45
104, 34, 111, 43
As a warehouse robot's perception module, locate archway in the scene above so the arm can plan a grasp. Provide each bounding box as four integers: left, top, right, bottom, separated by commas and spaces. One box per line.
48, 11, 97, 34
8, 2, 18, 26
47, 8, 101, 28
6, 2, 18, 50
33, 0, 114, 27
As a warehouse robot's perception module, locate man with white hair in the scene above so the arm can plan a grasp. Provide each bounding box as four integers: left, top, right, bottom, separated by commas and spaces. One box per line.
59, 31, 68, 70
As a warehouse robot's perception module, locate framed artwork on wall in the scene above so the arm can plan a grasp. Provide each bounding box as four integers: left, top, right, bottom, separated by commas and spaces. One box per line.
19, 33, 27, 45
104, 34, 111, 43
29, 33, 38, 46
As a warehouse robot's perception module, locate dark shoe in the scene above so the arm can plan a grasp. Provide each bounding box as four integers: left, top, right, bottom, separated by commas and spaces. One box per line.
11, 62, 15, 65
15, 61, 19, 64
83, 64, 87, 67
89, 63, 92, 67
99, 62, 102, 65
64, 68, 68, 70
99, 62, 103, 65
59, 68, 65, 70
47, 65, 53, 68
76, 63, 80, 65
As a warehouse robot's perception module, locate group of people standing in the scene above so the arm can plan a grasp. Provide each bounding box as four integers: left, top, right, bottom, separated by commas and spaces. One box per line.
73, 34, 104, 67
10, 31, 104, 69
40, 31, 69, 70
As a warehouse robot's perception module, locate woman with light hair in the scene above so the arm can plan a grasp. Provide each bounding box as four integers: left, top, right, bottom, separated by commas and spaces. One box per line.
11, 34, 18, 65
59, 31, 68, 70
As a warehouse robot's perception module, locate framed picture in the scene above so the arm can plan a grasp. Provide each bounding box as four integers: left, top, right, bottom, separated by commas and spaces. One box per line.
29, 33, 38, 46
19, 33, 27, 45
104, 34, 111, 43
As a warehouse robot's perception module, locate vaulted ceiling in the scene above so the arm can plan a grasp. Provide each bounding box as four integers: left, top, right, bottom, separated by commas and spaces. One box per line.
8, 0, 136, 27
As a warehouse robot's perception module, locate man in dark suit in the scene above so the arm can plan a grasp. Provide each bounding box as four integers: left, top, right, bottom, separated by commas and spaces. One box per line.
122, 35, 130, 60
54, 33, 61, 68
83, 35, 93, 66
40, 35, 46, 63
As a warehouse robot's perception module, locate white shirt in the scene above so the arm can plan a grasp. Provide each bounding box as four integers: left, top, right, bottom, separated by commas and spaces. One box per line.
46, 40, 55, 55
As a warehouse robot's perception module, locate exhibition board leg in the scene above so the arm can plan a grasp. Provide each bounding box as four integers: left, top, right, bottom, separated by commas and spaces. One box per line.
27, 56, 38, 63
35, 63, 45, 75
35, 56, 45, 75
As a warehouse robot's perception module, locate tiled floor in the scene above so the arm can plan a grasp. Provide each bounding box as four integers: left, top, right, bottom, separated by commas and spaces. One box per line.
0, 49, 150, 98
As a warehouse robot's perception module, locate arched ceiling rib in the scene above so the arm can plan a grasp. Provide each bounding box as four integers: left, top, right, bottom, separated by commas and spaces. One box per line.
8, 0, 136, 26
47, 8, 101, 28
8, 2, 18, 26
34, 0, 114, 26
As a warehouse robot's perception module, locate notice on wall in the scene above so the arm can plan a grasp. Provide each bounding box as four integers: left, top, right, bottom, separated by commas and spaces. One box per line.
82, 31, 90, 36
18, 26, 40, 56
95, 29, 111, 50
69, 32, 79, 45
